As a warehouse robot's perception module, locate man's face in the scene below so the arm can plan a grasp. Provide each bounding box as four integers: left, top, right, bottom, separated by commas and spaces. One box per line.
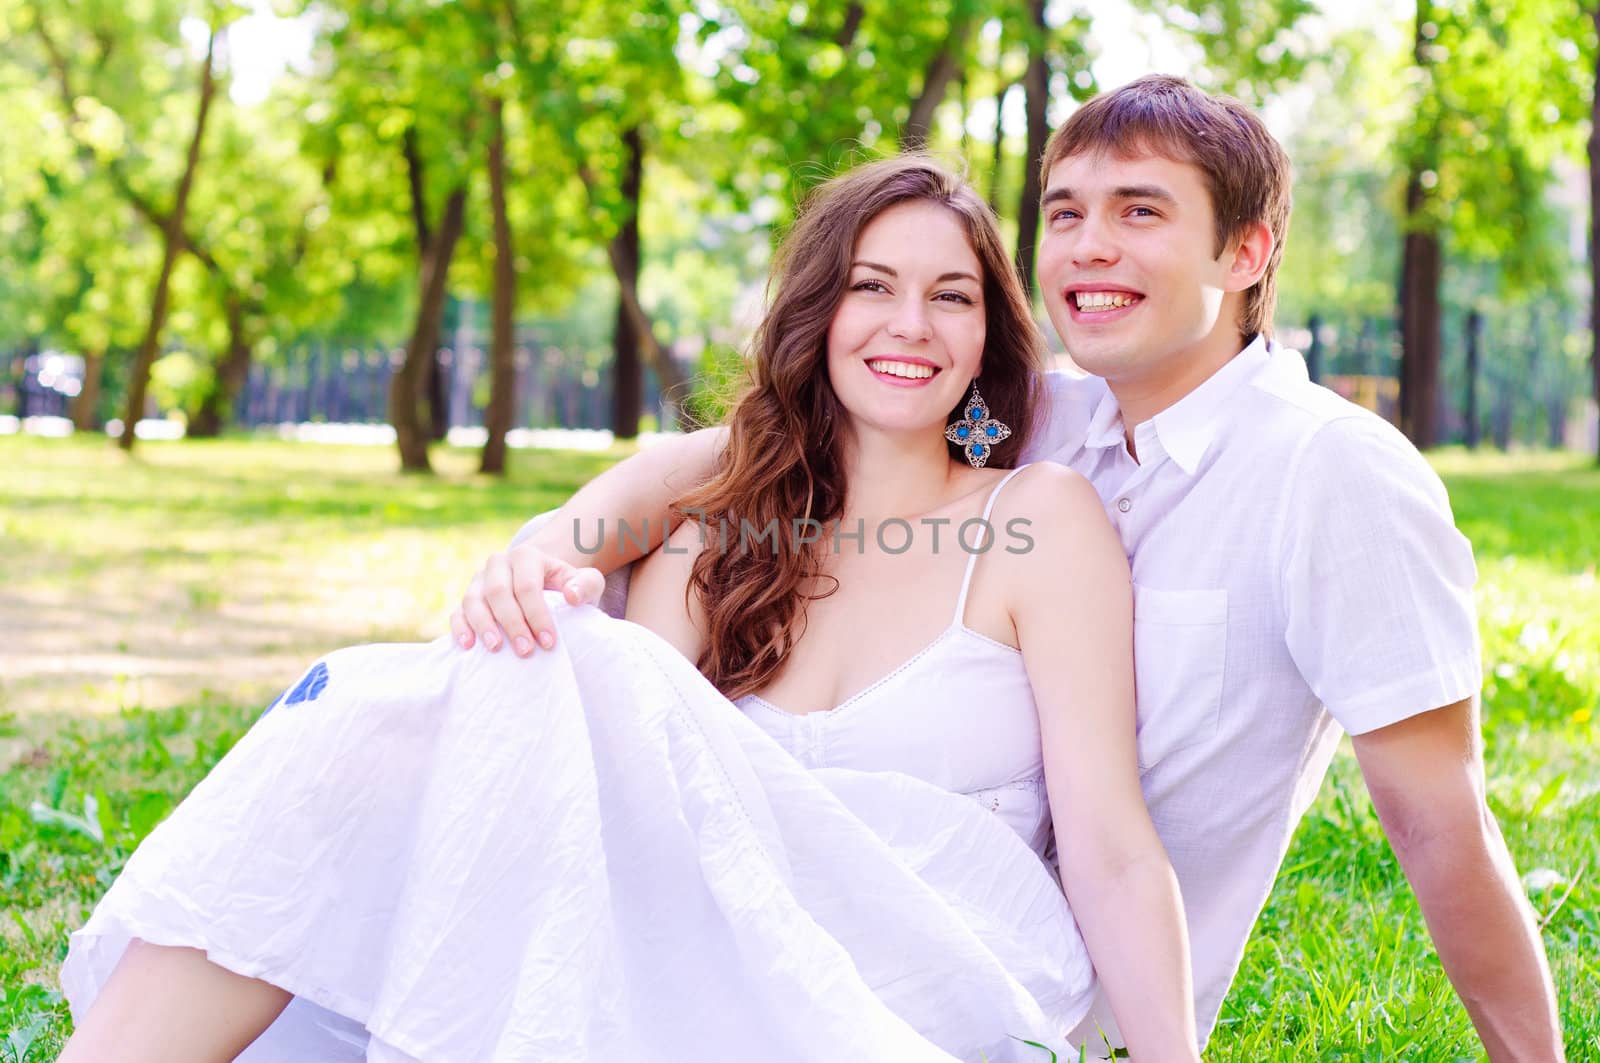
1036, 150, 1236, 385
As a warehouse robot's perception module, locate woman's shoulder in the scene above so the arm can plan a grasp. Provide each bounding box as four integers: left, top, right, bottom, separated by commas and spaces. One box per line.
986, 462, 1120, 587
996, 460, 1101, 520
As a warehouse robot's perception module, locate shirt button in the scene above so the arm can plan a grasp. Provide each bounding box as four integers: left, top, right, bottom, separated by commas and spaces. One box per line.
1117, 497, 1132, 513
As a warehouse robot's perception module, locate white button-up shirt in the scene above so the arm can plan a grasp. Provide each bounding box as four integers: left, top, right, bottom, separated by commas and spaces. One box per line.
1021, 336, 1483, 1048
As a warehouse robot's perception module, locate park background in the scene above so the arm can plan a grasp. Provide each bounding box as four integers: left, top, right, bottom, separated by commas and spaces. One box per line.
1, 0, 1597, 1059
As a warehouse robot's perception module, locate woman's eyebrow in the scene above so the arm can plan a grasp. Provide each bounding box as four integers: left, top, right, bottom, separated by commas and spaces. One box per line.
851, 260, 978, 284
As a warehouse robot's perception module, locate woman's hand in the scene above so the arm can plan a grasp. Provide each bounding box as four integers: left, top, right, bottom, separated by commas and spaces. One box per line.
450, 542, 606, 655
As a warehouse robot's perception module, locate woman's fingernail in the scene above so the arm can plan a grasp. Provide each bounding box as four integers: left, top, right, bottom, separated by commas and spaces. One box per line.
515, 637, 533, 655
566, 581, 580, 599
538, 630, 555, 650
458, 633, 472, 649
484, 633, 501, 651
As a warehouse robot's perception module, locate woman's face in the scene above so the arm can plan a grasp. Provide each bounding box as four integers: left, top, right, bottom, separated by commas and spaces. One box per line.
824, 200, 987, 442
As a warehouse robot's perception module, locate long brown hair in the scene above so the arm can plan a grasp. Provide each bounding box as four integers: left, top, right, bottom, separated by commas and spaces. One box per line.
673, 155, 1045, 700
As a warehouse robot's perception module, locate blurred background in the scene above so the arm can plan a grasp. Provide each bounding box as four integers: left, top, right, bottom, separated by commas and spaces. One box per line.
2, 0, 1596, 469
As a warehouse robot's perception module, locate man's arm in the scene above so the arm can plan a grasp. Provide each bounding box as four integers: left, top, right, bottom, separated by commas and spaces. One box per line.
451, 425, 727, 655
1352, 697, 1565, 1062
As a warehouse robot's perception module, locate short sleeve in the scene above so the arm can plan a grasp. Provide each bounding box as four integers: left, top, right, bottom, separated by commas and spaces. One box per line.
1018, 369, 1107, 464
1277, 415, 1482, 735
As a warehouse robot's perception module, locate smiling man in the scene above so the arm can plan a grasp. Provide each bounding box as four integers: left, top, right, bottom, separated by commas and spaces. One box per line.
451, 76, 1565, 1059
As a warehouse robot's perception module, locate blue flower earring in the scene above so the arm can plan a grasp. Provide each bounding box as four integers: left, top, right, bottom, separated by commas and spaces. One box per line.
944, 380, 1012, 468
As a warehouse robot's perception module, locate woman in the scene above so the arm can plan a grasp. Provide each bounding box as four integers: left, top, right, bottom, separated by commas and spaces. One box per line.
60, 157, 1199, 1062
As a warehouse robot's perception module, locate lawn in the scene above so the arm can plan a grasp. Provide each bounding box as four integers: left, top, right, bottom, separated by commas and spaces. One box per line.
1, 436, 1596, 1061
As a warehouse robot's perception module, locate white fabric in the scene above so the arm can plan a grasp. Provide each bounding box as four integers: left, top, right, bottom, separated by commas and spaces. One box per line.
1020, 336, 1482, 1048
737, 464, 1057, 866
62, 581, 1096, 1060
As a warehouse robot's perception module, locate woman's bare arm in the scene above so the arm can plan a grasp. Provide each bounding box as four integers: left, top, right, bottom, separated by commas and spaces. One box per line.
623, 518, 710, 663
1003, 463, 1201, 1062
452, 425, 727, 655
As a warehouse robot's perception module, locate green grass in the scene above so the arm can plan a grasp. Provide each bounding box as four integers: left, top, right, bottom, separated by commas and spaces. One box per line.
1, 436, 1596, 1061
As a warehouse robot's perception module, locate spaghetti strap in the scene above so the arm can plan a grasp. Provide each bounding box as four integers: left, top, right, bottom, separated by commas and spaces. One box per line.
952, 463, 1033, 627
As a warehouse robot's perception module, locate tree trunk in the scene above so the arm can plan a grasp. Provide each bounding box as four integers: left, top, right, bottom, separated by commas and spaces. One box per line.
1398, 5, 1441, 449
1014, 0, 1049, 296
71, 351, 104, 431
481, 96, 517, 475
1464, 308, 1481, 450
190, 301, 253, 438
835, 3, 865, 48
117, 27, 219, 451
989, 80, 1011, 213
901, 18, 970, 152
1590, 2, 1600, 463
392, 184, 468, 472
610, 127, 645, 441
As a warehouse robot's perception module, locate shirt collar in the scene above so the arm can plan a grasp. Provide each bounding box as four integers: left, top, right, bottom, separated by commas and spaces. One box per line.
1081, 334, 1275, 475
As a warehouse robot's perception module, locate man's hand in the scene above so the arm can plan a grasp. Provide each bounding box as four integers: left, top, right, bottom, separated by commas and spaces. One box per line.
450, 541, 606, 655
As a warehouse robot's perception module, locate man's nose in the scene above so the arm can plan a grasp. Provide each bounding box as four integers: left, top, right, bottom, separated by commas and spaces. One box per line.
1071, 212, 1120, 268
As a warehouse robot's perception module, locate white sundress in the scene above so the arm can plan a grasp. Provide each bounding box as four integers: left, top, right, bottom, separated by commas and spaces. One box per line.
61, 463, 1098, 1061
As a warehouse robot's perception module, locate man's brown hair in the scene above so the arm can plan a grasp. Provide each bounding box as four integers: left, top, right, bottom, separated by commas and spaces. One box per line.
1041, 74, 1292, 338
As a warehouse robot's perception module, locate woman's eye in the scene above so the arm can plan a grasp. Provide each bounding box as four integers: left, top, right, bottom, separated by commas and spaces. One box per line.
852, 279, 889, 293
935, 291, 975, 305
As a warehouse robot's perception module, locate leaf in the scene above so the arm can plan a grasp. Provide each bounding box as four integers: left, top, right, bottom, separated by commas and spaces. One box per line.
92, 787, 119, 845
3, 1013, 50, 1063
8, 910, 37, 948
1529, 772, 1566, 817
28, 800, 104, 845
127, 791, 174, 843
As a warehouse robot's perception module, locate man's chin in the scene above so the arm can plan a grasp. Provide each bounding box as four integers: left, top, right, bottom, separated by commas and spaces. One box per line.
1058, 338, 1133, 379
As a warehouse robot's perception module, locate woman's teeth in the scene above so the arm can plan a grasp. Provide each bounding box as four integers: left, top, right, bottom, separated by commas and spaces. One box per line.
867, 359, 937, 379
1074, 291, 1139, 311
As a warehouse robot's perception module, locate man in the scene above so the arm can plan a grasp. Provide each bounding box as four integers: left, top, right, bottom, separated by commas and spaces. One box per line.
451, 76, 1564, 1058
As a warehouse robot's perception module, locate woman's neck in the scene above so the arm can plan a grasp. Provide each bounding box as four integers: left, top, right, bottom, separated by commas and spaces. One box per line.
836, 423, 967, 526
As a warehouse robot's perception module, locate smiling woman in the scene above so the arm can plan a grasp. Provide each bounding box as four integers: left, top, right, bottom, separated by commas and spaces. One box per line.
55, 155, 1201, 1063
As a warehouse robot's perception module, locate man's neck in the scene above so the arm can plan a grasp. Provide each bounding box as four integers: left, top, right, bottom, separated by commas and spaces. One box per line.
1109, 329, 1252, 460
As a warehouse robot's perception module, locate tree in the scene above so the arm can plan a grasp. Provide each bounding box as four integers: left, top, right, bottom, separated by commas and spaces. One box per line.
26, 0, 234, 450
308, 0, 487, 472
481, 90, 517, 474
1590, 1, 1600, 463
1399, 2, 1444, 447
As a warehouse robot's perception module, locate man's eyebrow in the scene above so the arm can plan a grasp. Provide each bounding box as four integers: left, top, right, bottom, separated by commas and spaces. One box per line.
852, 261, 980, 285
1041, 184, 1178, 205
1112, 184, 1177, 203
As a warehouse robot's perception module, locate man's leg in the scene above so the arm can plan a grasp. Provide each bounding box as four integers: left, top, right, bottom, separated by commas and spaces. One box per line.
59, 938, 291, 1063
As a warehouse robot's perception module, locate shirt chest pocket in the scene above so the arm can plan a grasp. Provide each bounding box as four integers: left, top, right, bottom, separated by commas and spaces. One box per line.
1132, 585, 1228, 772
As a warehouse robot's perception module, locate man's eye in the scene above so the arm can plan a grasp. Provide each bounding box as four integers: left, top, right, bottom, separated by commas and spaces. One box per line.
1129, 206, 1158, 218
1051, 208, 1080, 222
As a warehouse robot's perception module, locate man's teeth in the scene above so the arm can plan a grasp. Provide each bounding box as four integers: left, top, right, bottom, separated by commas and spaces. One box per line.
867, 359, 936, 379
1074, 291, 1139, 311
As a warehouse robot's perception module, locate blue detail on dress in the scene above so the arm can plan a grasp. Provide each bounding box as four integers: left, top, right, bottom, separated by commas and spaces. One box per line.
262, 661, 330, 717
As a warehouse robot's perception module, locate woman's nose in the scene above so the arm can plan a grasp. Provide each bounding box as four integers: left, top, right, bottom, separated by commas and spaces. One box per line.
886, 298, 933, 342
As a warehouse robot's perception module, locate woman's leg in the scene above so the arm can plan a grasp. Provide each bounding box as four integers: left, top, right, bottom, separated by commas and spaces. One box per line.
59, 938, 291, 1063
